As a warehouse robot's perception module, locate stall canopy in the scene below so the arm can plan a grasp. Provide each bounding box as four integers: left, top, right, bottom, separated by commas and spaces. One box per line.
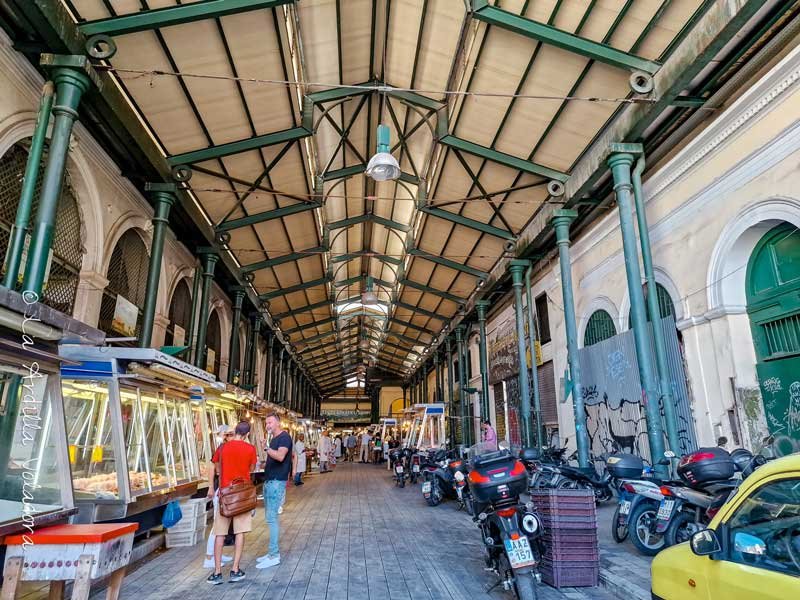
4, 0, 782, 394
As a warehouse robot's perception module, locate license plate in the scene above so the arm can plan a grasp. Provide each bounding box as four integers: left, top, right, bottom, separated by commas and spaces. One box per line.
657, 499, 675, 520
395, 465, 404, 473
412, 464, 420, 472
619, 500, 631, 516
503, 537, 536, 569
422, 481, 431, 494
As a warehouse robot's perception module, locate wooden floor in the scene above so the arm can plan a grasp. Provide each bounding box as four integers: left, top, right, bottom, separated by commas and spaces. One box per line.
21, 462, 618, 600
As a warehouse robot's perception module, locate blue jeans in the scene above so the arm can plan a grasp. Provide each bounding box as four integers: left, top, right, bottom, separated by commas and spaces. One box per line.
263, 480, 286, 556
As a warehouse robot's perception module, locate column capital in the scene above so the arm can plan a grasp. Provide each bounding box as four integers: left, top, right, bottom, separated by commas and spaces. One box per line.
475, 300, 491, 319
607, 151, 636, 169
550, 208, 578, 229
230, 288, 246, 308
507, 259, 531, 283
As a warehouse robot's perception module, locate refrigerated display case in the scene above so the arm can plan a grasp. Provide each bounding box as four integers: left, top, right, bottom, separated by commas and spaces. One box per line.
0, 288, 104, 537
59, 346, 218, 523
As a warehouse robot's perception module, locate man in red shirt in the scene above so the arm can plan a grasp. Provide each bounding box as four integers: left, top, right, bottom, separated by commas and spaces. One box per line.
207, 421, 257, 585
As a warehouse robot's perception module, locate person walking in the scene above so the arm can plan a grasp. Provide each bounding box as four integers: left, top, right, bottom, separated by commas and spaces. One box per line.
318, 430, 332, 473
204, 425, 235, 569
293, 433, 306, 486
346, 433, 356, 461
481, 419, 498, 451
256, 412, 292, 570
334, 435, 343, 463
207, 421, 257, 585
372, 435, 383, 464
359, 429, 372, 463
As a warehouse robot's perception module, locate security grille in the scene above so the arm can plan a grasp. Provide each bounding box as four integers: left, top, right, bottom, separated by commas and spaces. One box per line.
99, 229, 148, 341
584, 309, 617, 347
762, 314, 800, 358
0, 141, 84, 314
165, 278, 192, 346
206, 310, 221, 377
628, 283, 675, 328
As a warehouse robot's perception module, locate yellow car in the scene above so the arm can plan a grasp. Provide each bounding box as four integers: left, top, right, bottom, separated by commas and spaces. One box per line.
651, 453, 800, 599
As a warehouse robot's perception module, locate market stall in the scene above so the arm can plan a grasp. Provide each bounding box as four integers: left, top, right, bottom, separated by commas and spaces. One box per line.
0, 288, 104, 537
404, 404, 447, 450
58, 346, 217, 523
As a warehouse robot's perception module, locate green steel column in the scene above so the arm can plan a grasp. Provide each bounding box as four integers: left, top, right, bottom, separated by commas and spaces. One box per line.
139, 184, 176, 348
445, 337, 456, 447
277, 348, 286, 403
455, 326, 467, 446
551, 211, 591, 469
241, 320, 254, 386
525, 266, 545, 448
193, 251, 219, 369
3, 82, 54, 289
248, 314, 262, 388
265, 333, 275, 400
632, 155, 681, 456
433, 352, 441, 403
22, 61, 93, 294
608, 153, 667, 477
508, 261, 533, 448
423, 363, 429, 403
475, 301, 492, 422
227, 289, 245, 384
186, 265, 202, 363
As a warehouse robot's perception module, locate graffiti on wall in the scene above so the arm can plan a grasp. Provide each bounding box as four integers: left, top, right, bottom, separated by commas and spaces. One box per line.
577, 317, 698, 463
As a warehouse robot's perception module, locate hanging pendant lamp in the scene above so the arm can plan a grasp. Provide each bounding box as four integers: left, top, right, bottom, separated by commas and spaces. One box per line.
366, 124, 401, 182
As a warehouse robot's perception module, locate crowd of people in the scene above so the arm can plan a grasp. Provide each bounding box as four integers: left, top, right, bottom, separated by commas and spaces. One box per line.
202, 419, 404, 584
202, 417, 498, 584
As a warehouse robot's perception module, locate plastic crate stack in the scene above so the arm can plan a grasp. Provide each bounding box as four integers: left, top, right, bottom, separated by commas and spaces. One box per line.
165, 497, 211, 548
530, 489, 599, 588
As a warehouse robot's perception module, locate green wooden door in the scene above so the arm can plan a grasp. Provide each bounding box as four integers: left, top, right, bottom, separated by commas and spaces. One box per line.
747, 222, 800, 440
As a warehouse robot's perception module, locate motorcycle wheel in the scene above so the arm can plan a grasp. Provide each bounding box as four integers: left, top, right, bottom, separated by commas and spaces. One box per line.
611, 504, 628, 543
629, 502, 666, 556
425, 479, 443, 507
556, 478, 578, 489
665, 511, 700, 547
399, 476, 405, 488
464, 495, 475, 517
514, 571, 538, 600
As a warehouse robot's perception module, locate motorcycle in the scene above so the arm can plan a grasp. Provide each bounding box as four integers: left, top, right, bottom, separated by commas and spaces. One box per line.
447, 456, 474, 515
520, 443, 568, 491
421, 448, 457, 507
550, 457, 614, 502
658, 447, 764, 547
410, 451, 422, 484
468, 445, 543, 600
389, 447, 407, 488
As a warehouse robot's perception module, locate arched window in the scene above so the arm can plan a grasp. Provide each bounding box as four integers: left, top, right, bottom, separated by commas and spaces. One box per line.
99, 229, 148, 341
584, 309, 617, 346
206, 310, 222, 376
628, 283, 675, 329
0, 141, 84, 314
166, 278, 192, 347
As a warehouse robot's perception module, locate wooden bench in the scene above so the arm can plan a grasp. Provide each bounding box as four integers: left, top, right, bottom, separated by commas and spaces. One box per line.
2, 523, 138, 600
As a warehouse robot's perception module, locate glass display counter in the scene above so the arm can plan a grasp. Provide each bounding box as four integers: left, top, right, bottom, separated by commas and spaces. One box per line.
59, 346, 217, 522
0, 288, 104, 537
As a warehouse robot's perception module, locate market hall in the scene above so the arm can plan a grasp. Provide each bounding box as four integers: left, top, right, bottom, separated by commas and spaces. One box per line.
0, 1, 799, 599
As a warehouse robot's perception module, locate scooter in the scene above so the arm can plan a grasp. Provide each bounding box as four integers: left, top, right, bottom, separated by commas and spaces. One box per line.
551, 456, 614, 502
421, 448, 456, 507
468, 446, 543, 600
389, 448, 407, 488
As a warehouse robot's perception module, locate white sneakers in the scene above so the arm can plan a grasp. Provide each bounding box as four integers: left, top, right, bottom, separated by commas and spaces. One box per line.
278, 506, 284, 515
255, 554, 281, 569
203, 555, 233, 569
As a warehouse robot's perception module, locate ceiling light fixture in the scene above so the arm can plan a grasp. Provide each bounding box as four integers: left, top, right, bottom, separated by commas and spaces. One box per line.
361, 275, 378, 305
365, 124, 400, 182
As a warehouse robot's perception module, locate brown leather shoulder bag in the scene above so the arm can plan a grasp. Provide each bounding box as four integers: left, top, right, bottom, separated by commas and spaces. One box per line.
218, 446, 257, 518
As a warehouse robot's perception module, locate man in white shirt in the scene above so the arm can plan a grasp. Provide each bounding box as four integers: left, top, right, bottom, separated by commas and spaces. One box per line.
318, 430, 332, 473
359, 431, 372, 463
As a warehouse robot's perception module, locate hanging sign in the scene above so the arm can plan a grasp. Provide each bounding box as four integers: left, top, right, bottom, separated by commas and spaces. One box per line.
206, 347, 216, 374
111, 295, 138, 336
173, 324, 186, 347
489, 319, 519, 385
320, 408, 371, 423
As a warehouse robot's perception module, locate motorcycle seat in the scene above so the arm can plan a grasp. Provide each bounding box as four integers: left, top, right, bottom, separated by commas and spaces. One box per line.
519, 448, 541, 462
